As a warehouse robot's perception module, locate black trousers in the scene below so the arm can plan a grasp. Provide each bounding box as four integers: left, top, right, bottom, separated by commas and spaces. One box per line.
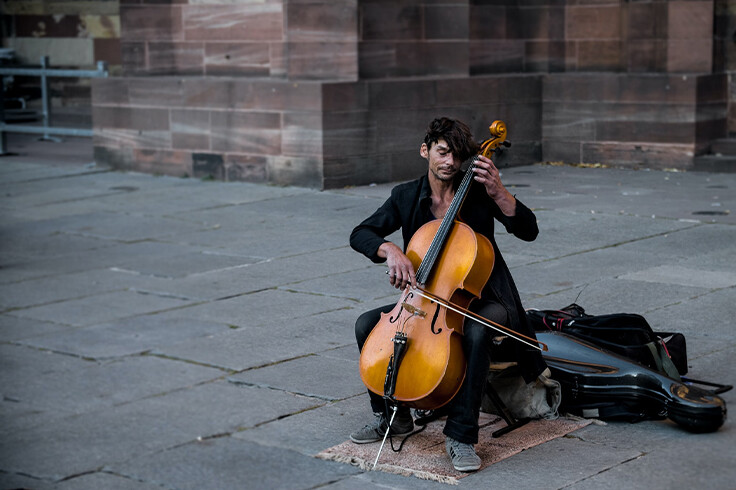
355, 299, 508, 445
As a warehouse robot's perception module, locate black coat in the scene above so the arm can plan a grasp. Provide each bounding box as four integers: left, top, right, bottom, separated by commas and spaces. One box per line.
350, 173, 547, 382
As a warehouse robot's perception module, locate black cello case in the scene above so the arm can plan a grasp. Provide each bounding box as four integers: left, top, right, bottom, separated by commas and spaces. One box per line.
536, 331, 727, 433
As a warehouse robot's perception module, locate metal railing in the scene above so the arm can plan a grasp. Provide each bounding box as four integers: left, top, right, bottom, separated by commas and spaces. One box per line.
0, 55, 108, 153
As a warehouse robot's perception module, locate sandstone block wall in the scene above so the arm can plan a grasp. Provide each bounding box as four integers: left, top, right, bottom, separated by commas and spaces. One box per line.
118, 0, 358, 80
322, 75, 544, 189
92, 73, 544, 188
3, 0, 733, 187
92, 77, 325, 186
543, 73, 728, 169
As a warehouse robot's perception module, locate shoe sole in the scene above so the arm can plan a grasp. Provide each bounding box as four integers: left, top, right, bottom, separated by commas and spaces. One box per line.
453, 463, 481, 472
349, 429, 413, 444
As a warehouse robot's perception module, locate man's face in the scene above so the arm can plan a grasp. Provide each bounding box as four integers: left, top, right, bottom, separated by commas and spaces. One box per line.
421, 138, 462, 182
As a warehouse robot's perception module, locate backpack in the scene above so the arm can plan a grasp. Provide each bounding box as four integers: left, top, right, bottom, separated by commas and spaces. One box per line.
526, 304, 687, 380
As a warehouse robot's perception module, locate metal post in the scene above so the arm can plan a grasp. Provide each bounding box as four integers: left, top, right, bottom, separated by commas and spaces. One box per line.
39, 55, 54, 141
0, 75, 6, 155
0, 56, 108, 141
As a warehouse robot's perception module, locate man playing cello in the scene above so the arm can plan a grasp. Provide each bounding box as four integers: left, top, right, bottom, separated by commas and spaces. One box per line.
349, 117, 547, 472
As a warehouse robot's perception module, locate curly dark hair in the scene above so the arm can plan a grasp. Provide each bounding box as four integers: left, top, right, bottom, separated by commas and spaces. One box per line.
423, 117, 479, 162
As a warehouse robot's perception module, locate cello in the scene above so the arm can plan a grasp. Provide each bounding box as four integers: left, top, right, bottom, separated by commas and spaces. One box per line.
358, 121, 547, 415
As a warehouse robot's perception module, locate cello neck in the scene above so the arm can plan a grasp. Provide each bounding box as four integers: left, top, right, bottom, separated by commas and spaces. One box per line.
415, 155, 478, 284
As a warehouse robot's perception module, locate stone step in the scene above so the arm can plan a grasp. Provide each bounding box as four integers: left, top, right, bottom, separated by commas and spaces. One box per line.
709, 138, 736, 156
693, 154, 736, 173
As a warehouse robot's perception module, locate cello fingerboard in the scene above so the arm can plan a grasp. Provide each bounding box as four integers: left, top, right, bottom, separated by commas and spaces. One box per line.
416, 155, 478, 285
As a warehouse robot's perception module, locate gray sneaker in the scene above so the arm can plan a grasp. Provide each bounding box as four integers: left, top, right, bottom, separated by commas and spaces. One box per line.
350, 410, 414, 444
446, 436, 481, 472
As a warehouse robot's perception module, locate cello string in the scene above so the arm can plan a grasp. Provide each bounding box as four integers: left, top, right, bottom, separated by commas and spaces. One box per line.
416, 155, 478, 283
412, 287, 547, 352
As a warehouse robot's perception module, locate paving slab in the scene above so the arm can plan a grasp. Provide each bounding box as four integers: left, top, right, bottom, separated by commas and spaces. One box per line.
226, 191, 375, 223
322, 472, 452, 490
108, 437, 360, 490
1, 344, 223, 425
456, 434, 643, 489
0, 472, 56, 490
156, 307, 359, 372
55, 472, 164, 490
228, 352, 364, 402
0, 230, 115, 262
614, 222, 736, 259
0, 267, 199, 311
504, 209, 696, 258
112, 249, 261, 279
17, 315, 235, 359
619, 265, 736, 289
1, 176, 127, 210
497, 166, 735, 225
0, 240, 246, 284
0, 160, 97, 184
285, 265, 397, 302
523, 277, 711, 316
120, 263, 288, 303
643, 288, 736, 341
153, 288, 351, 330
0, 314, 77, 342
1, 176, 302, 224
9, 289, 193, 327
165, 218, 351, 259
233, 395, 369, 456
0, 381, 322, 481
564, 428, 736, 489
1, 147, 735, 489
679, 341, 736, 398
514, 248, 672, 297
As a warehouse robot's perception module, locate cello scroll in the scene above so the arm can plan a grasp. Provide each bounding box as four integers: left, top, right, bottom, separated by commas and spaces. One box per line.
479, 120, 508, 159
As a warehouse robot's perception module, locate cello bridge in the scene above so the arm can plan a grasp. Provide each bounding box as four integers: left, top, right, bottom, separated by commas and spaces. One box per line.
401, 302, 426, 318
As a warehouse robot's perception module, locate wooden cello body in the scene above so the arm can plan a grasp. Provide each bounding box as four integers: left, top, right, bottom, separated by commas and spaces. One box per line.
358, 121, 509, 411
359, 220, 494, 410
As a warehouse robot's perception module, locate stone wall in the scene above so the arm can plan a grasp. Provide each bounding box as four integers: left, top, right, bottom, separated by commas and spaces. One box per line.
119, 0, 358, 80
92, 77, 325, 186
537, 0, 725, 168
92, 73, 543, 188
467, 0, 713, 75
322, 75, 543, 188
542, 73, 728, 170
357, 1, 470, 78
93, 0, 550, 188
715, 0, 736, 133
4, 0, 730, 187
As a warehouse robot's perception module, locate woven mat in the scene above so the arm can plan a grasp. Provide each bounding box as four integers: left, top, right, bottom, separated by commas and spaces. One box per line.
316, 414, 591, 485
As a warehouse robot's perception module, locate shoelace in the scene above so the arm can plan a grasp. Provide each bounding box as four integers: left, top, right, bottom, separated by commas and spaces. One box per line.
449, 440, 476, 458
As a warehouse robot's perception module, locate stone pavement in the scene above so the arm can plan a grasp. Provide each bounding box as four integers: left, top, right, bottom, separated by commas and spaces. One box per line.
1, 136, 734, 489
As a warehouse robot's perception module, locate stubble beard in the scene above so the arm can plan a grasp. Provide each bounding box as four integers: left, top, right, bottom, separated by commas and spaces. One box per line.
432, 167, 456, 182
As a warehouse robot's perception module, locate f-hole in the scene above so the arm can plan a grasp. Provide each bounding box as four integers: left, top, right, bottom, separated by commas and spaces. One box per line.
390, 291, 414, 323
430, 302, 442, 334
